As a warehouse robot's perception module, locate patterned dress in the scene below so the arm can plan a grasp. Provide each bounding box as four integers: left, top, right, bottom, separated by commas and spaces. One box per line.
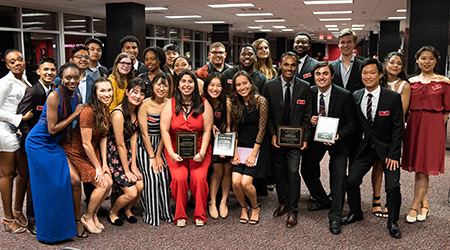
137, 113, 173, 225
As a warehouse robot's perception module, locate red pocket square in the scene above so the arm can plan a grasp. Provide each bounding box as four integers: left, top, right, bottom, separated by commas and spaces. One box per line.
303, 72, 312, 78
297, 99, 306, 105
379, 111, 389, 116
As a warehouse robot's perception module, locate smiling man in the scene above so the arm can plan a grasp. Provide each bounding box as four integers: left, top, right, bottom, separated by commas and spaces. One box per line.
293, 32, 319, 85
195, 42, 232, 82
263, 52, 312, 228
69, 46, 94, 104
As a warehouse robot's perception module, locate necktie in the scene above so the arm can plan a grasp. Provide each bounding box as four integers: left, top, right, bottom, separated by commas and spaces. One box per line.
367, 93, 373, 123
319, 93, 326, 116
283, 82, 291, 124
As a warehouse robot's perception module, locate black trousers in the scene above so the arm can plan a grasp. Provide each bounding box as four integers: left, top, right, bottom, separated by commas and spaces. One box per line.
346, 144, 401, 224
301, 141, 348, 222
272, 147, 301, 213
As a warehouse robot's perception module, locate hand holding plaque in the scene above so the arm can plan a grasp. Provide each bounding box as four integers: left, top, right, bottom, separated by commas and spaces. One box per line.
277, 126, 304, 147
176, 132, 198, 159
213, 132, 236, 157
314, 116, 339, 144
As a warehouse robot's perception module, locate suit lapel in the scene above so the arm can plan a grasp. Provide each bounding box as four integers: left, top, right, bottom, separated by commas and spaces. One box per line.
311, 86, 318, 116
373, 87, 384, 123
299, 56, 308, 76
328, 86, 337, 116
333, 60, 343, 88
276, 78, 284, 109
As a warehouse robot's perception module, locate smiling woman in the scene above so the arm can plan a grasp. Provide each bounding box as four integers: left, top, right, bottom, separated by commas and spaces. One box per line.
252, 38, 277, 80
108, 53, 135, 112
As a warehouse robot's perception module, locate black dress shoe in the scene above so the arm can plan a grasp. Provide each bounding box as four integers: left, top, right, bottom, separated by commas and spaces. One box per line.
27, 224, 37, 236
273, 204, 288, 217
341, 212, 363, 225
286, 213, 298, 228
127, 215, 138, 223
107, 215, 124, 226
329, 220, 341, 235
387, 222, 402, 238
307, 202, 331, 212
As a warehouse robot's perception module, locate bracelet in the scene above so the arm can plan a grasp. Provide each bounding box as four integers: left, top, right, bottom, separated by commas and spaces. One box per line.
196, 153, 204, 159
149, 155, 156, 159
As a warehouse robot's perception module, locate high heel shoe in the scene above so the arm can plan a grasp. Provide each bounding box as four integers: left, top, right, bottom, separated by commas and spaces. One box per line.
249, 206, 260, 225
239, 204, 250, 224
208, 204, 219, 219
406, 208, 418, 223
81, 215, 102, 234
372, 196, 383, 217
1, 218, 26, 234
75, 220, 88, 238
417, 206, 429, 222
12, 209, 28, 227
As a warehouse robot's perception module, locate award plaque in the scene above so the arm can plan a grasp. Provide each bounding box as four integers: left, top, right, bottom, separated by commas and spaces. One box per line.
176, 132, 198, 159
277, 126, 304, 147
314, 116, 339, 144
213, 132, 236, 157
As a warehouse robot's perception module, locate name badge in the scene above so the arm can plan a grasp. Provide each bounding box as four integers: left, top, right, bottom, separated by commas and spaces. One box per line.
215, 111, 221, 117
227, 79, 232, 84
147, 116, 157, 123
432, 84, 442, 91
303, 72, 312, 78
379, 111, 390, 116
297, 99, 306, 105
134, 120, 139, 127
36, 105, 44, 111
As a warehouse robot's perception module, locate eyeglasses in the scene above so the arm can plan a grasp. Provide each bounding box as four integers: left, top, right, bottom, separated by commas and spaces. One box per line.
73, 55, 89, 60
210, 51, 225, 55
118, 61, 132, 67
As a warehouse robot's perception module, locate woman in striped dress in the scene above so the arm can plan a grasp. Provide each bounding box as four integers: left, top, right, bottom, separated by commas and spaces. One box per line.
137, 72, 173, 225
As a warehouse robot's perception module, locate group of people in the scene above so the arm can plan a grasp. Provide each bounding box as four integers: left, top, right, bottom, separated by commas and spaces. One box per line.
0, 28, 448, 243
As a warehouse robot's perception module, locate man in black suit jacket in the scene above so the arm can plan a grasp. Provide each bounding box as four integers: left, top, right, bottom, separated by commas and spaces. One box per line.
17, 57, 57, 235
300, 62, 357, 234
293, 31, 319, 85
263, 52, 312, 228
341, 58, 403, 239
108, 35, 148, 76
330, 29, 364, 93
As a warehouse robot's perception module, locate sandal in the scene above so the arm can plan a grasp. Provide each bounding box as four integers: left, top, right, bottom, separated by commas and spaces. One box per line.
249, 206, 260, 225
12, 209, 28, 227
81, 215, 102, 234
1, 217, 26, 234
417, 206, 430, 222
406, 208, 418, 223
382, 204, 389, 218
372, 196, 383, 217
75, 220, 88, 238
239, 204, 250, 224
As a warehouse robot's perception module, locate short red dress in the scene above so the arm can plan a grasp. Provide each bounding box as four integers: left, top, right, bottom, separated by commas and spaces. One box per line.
402, 80, 450, 175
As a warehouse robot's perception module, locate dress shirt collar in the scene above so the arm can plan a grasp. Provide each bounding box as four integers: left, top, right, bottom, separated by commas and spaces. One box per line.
364, 84, 380, 99
319, 85, 332, 97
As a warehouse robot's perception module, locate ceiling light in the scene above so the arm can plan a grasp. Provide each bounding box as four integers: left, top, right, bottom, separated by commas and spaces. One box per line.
396, 9, 407, 13
64, 25, 85, 29
145, 7, 168, 11
195, 21, 225, 24
25, 27, 44, 30
247, 26, 262, 29
304, 0, 353, 5
68, 19, 86, 23
165, 15, 202, 19
388, 16, 406, 20
327, 28, 339, 31
352, 24, 365, 27
255, 19, 286, 23
319, 18, 352, 21
313, 11, 352, 14
352, 27, 363, 30
93, 19, 101, 22
282, 29, 294, 31
260, 29, 272, 32
325, 25, 338, 28
22, 13, 50, 17
236, 13, 273, 17
273, 26, 287, 29
208, 3, 255, 8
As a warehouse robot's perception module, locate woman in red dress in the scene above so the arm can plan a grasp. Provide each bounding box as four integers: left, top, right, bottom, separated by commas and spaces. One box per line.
402, 46, 450, 223
161, 70, 213, 227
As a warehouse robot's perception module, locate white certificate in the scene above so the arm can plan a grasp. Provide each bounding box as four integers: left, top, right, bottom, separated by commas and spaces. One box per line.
213, 132, 236, 157
314, 116, 339, 144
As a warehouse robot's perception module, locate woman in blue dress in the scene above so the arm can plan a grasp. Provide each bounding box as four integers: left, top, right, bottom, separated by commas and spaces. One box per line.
26, 62, 84, 242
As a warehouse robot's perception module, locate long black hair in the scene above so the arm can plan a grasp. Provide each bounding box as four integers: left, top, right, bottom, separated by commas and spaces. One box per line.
174, 70, 204, 117
58, 62, 80, 145
414, 45, 441, 74
380, 52, 409, 87
229, 70, 258, 130
121, 78, 146, 137
87, 77, 112, 135
203, 72, 227, 132
150, 72, 171, 100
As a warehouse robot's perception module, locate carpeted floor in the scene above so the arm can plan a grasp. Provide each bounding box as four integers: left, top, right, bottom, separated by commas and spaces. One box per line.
1, 127, 449, 250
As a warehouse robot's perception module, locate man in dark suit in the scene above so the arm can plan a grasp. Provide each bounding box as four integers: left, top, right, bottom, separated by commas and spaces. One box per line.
341, 58, 403, 239
293, 31, 319, 85
300, 62, 357, 235
17, 57, 57, 235
162, 43, 180, 77
330, 29, 364, 93
263, 52, 312, 228
107, 35, 148, 76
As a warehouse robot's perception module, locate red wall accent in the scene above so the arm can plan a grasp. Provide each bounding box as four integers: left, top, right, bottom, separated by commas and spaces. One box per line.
32, 40, 54, 63
328, 44, 360, 61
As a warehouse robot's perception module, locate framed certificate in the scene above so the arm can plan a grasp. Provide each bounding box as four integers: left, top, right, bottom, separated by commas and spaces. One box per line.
176, 132, 198, 159
277, 126, 304, 147
213, 132, 236, 157
314, 116, 339, 144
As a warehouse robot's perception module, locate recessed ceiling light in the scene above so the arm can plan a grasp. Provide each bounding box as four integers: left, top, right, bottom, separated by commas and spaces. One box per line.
327, 28, 339, 31
93, 19, 101, 22
247, 26, 262, 29
304, 0, 353, 5
313, 11, 352, 14
260, 29, 272, 32
23, 22, 46, 25
388, 16, 406, 20
325, 25, 338, 28
236, 13, 273, 17
282, 29, 294, 31
319, 18, 352, 21
145, 7, 168, 11
352, 27, 363, 30
64, 25, 86, 29
22, 13, 50, 17
68, 19, 86, 23
273, 26, 287, 29
208, 3, 255, 8
352, 24, 365, 27
255, 19, 286, 23
165, 15, 202, 19
195, 21, 225, 24
396, 9, 407, 13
